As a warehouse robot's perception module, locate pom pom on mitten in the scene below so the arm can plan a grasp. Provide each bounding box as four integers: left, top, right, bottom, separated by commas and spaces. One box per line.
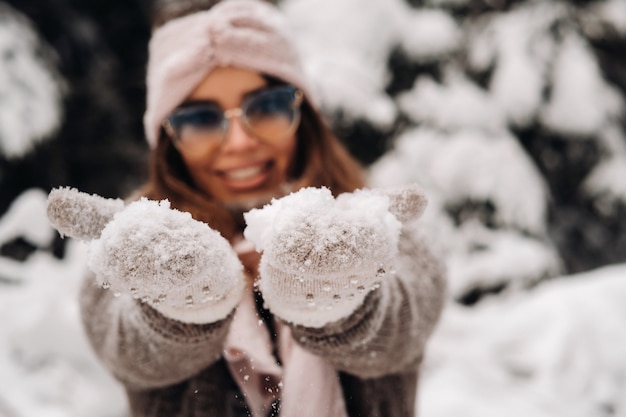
47, 188, 245, 324
376, 183, 428, 223
244, 186, 415, 328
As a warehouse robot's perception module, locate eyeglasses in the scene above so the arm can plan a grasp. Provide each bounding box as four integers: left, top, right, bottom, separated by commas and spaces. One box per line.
163, 85, 304, 147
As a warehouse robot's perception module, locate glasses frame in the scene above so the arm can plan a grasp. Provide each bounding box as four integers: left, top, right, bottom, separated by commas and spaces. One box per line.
162, 86, 305, 145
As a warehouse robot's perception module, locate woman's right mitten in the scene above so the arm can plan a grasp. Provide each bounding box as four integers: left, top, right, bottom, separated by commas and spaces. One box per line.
46, 187, 245, 324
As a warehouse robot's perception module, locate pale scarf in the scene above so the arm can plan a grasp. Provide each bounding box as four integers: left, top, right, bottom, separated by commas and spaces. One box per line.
225, 239, 348, 417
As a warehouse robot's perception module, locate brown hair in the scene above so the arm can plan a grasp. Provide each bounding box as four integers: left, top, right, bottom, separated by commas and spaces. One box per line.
289, 101, 365, 194
140, 98, 365, 241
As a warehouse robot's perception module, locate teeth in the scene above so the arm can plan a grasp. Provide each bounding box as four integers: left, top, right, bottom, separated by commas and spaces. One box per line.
224, 165, 263, 180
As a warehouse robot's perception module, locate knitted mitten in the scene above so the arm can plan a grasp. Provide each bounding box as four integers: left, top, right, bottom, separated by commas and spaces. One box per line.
47, 187, 245, 324
243, 184, 427, 328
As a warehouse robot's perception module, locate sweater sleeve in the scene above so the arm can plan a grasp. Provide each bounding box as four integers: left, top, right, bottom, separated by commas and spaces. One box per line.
79, 270, 234, 390
286, 224, 447, 378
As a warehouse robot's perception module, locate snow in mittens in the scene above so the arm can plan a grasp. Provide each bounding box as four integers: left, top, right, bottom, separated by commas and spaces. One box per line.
243, 187, 402, 327
87, 198, 242, 308
243, 187, 401, 276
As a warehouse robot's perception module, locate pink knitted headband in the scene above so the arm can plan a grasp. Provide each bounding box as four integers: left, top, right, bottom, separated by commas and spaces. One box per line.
143, 0, 312, 147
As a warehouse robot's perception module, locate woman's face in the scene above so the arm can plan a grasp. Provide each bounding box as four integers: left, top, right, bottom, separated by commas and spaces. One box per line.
172, 66, 298, 204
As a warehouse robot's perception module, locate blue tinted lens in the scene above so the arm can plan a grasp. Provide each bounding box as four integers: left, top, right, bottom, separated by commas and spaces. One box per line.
245, 87, 296, 119
168, 105, 223, 137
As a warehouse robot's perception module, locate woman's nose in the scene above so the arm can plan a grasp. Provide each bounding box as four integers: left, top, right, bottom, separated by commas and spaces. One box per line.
221, 116, 259, 151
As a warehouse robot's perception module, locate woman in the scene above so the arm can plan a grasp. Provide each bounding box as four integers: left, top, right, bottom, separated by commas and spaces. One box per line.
46, 1, 446, 416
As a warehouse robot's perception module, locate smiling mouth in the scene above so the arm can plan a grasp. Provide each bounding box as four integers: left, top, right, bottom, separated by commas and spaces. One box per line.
224, 165, 265, 180
218, 161, 272, 190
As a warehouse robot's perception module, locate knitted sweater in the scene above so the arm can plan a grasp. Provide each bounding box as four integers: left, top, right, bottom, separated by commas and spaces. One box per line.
78, 219, 446, 417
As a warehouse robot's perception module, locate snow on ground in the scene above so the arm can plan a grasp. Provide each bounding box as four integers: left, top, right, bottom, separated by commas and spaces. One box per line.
421, 264, 626, 417
0, 190, 128, 417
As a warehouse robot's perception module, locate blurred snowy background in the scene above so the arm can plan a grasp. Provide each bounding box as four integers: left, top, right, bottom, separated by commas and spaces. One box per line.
0, 0, 625, 415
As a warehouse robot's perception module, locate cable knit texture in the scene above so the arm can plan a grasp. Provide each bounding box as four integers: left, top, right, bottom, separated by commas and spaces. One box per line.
144, 0, 313, 146
46, 188, 245, 324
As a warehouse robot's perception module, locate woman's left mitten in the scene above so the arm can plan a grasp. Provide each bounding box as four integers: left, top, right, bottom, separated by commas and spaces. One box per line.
244, 187, 406, 328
